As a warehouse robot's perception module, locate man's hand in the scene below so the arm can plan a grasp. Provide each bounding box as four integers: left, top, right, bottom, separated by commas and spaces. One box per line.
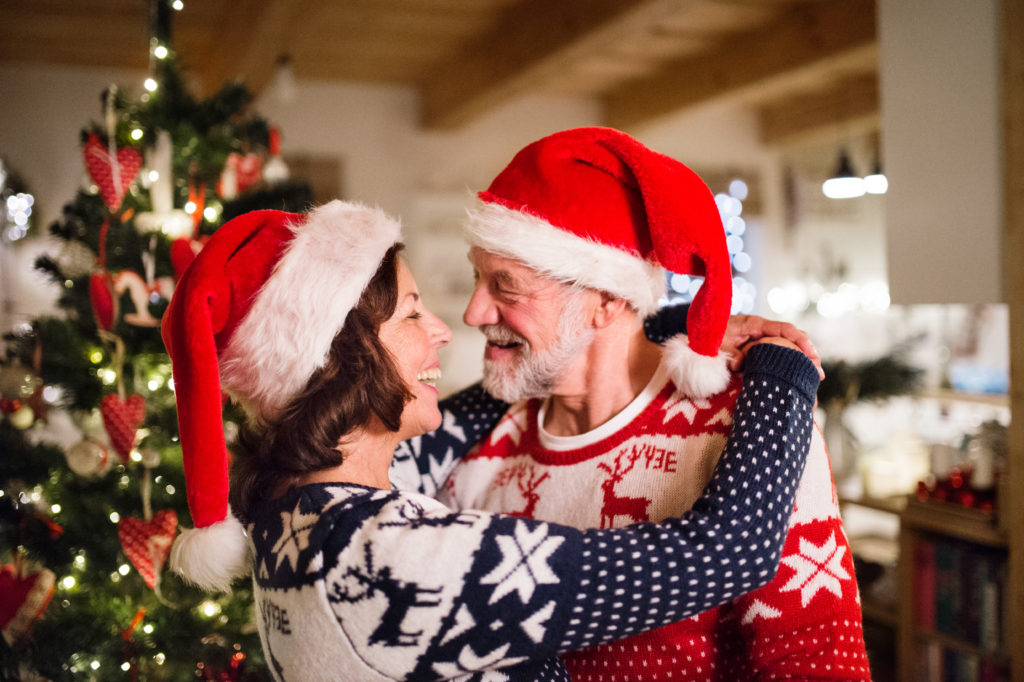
722, 315, 823, 379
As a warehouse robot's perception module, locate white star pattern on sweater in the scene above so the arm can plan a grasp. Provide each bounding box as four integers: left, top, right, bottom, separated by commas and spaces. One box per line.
480, 521, 564, 604
778, 532, 850, 606
442, 409, 468, 443
271, 500, 319, 572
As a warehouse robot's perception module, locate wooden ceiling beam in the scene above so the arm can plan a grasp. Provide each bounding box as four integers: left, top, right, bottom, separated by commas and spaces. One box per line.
190, 0, 326, 98
605, 0, 877, 130
419, 0, 686, 130
758, 73, 880, 145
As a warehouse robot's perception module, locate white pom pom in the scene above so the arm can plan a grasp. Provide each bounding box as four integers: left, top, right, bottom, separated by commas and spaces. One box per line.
169, 512, 251, 592
662, 335, 731, 399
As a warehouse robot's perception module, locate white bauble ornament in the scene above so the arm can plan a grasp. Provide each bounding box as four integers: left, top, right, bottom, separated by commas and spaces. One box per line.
9, 404, 35, 430
65, 439, 111, 477
262, 155, 290, 184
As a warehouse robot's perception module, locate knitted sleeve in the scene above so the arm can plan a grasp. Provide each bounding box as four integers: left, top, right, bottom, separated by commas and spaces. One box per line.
717, 428, 873, 680
552, 342, 820, 653
389, 304, 690, 495
336, 345, 819, 679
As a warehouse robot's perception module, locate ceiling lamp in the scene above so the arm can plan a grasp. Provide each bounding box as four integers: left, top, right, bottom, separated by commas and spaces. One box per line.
822, 149, 865, 199
863, 158, 888, 194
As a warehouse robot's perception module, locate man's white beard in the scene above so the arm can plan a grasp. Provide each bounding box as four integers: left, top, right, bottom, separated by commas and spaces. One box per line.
481, 293, 594, 403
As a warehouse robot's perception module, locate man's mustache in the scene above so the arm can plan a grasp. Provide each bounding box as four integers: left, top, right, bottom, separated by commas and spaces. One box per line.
480, 324, 528, 347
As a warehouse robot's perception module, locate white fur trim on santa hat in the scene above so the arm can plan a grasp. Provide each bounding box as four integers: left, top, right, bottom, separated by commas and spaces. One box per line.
467, 202, 666, 317
219, 200, 401, 424
662, 334, 731, 399
169, 511, 250, 593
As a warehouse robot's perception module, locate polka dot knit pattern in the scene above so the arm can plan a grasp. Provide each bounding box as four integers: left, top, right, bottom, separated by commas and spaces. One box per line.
556, 351, 813, 652
439, 343, 871, 680
246, 345, 820, 681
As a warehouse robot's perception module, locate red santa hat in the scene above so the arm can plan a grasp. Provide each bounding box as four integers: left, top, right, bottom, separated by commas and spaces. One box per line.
467, 126, 733, 398
161, 200, 401, 591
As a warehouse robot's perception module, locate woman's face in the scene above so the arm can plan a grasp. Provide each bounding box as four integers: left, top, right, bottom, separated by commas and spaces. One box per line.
378, 258, 453, 440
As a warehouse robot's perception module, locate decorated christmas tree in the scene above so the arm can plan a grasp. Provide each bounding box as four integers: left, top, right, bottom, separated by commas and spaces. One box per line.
0, 8, 311, 678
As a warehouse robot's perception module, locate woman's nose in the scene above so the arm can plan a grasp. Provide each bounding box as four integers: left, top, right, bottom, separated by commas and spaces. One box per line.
430, 311, 452, 348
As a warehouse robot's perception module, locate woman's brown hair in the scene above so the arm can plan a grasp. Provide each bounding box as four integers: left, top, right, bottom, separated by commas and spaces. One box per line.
229, 244, 411, 522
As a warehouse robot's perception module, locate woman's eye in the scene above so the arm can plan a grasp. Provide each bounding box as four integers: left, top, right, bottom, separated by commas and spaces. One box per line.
407, 311, 423, 320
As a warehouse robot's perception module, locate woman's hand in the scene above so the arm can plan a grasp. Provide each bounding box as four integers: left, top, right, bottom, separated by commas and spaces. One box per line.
722, 315, 823, 379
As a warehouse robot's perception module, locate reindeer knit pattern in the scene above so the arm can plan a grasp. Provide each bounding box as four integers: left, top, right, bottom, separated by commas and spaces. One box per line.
247, 344, 817, 682
437, 344, 872, 681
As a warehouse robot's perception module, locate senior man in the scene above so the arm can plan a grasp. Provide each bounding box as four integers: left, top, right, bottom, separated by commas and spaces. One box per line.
394, 127, 870, 681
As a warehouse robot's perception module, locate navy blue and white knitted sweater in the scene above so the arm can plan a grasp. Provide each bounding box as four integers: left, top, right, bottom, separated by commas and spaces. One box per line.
248, 344, 819, 680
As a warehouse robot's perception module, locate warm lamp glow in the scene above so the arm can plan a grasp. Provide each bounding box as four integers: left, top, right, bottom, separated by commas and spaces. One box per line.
822, 149, 865, 199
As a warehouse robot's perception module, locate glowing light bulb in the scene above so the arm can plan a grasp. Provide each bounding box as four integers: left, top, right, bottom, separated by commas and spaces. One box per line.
153, 45, 168, 59
822, 177, 865, 199
728, 179, 749, 200
144, 78, 158, 92
131, 128, 145, 141
864, 172, 888, 194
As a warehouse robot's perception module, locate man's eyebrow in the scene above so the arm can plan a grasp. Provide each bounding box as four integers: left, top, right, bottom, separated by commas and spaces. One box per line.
492, 270, 521, 289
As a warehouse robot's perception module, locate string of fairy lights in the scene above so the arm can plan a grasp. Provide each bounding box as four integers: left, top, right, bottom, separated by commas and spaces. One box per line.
663, 178, 756, 314
5, 1, 243, 676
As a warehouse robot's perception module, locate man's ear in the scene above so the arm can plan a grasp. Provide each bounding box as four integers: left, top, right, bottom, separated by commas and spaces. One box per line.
592, 291, 630, 329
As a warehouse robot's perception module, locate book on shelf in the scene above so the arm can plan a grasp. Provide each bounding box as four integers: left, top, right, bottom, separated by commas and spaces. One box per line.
934, 540, 961, 636
914, 538, 937, 629
912, 535, 1006, 653
933, 647, 1009, 682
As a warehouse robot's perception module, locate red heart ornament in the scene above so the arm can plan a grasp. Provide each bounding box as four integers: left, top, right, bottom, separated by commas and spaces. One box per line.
101, 393, 146, 463
83, 133, 142, 212
117, 510, 178, 589
0, 565, 55, 647
226, 152, 263, 193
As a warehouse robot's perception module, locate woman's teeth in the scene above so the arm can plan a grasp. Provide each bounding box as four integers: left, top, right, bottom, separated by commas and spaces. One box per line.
417, 367, 441, 386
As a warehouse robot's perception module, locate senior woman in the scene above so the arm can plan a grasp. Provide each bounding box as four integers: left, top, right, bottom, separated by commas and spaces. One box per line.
162, 200, 820, 681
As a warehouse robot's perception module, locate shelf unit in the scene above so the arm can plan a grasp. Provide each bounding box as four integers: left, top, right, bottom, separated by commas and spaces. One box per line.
840, 495, 905, 678
897, 497, 1010, 681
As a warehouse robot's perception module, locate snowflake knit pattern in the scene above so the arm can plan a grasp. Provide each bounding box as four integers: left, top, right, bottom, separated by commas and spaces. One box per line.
248, 345, 816, 681
438, 344, 872, 681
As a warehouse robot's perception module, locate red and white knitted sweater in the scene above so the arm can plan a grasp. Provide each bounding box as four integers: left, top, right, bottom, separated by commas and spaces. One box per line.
438, 361, 872, 681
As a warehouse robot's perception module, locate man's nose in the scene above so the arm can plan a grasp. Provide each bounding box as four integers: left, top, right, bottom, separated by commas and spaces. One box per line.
463, 283, 499, 327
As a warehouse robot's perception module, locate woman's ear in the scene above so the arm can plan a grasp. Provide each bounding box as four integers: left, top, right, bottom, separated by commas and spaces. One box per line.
592, 291, 630, 329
